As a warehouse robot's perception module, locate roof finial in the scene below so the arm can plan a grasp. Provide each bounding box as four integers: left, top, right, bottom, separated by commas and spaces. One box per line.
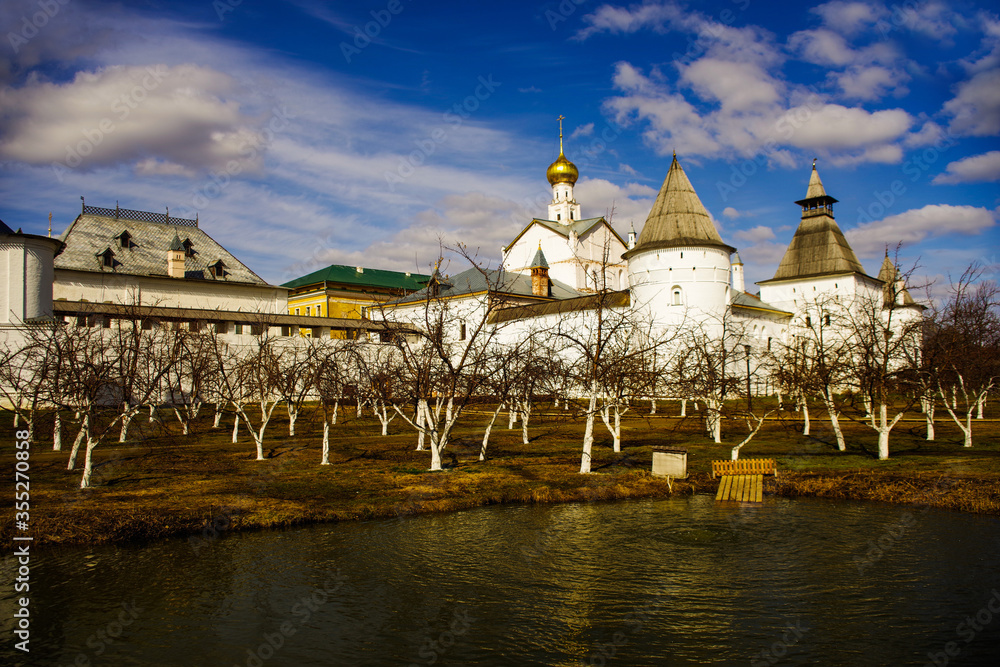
557, 114, 565, 155
48, 212, 52, 237
812, 157, 817, 169
673, 148, 676, 159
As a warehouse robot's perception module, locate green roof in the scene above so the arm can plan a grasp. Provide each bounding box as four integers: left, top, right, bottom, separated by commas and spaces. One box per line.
282, 264, 431, 291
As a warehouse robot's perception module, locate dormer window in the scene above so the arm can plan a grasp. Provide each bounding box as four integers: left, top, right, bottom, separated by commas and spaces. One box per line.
182, 238, 195, 257
115, 231, 133, 249
96, 247, 116, 268
208, 259, 227, 279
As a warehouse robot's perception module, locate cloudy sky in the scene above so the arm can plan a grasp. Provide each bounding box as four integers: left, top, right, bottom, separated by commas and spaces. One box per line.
1, 0, 997, 294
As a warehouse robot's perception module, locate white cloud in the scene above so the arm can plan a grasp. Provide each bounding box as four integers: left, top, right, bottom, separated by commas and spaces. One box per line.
722, 207, 741, 219
932, 151, 1000, 184
777, 104, 912, 150
574, 178, 657, 230
571, 123, 595, 138
811, 1, 885, 35
943, 68, 1000, 136
573, 2, 682, 40
682, 59, 782, 111
618, 163, 638, 176
734, 225, 776, 243
845, 204, 997, 256
0, 64, 264, 173
833, 65, 903, 100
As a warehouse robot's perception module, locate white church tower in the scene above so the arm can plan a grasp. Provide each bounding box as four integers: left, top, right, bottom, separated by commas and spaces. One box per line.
624, 155, 735, 328
546, 115, 582, 224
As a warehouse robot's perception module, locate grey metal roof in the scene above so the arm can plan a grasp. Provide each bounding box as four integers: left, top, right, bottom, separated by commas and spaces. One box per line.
390, 266, 581, 305
731, 291, 791, 316
55, 211, 268, 285
625, 156, 734, 257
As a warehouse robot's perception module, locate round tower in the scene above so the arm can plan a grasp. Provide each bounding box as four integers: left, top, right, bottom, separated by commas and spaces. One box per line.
0, 219, 64, 326
624, 155, 735, 329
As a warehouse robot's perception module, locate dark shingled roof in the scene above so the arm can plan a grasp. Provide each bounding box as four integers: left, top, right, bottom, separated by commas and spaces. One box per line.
390, 266, 581, 305
760, 167, 865, 283
489, 290, 630, 324
282, 264, 430, 291
624, 155, 734, 258
56, 209, 268, 285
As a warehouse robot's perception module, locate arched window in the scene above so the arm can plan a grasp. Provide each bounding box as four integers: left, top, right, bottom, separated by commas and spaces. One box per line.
671, 286, 682, 306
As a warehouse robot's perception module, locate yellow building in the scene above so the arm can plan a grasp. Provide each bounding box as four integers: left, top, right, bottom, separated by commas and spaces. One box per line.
282, 264, 430, 335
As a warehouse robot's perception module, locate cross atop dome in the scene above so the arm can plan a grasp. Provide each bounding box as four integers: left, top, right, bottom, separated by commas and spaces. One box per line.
546, 115, 581, 223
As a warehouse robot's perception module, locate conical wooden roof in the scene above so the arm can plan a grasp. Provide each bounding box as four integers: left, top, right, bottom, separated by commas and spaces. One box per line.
625, 156, 733, 257
763, 166, 863, 282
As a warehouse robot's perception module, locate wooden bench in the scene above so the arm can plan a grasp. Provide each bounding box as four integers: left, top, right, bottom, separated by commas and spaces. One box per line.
711, 458, 777, 478
712, 458, 777, 503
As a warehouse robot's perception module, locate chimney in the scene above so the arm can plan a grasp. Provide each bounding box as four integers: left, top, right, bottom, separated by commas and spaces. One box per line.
167, 233, 185, 278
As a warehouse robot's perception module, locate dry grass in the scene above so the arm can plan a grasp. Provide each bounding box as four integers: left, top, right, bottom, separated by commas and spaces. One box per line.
2, 398, 998, 550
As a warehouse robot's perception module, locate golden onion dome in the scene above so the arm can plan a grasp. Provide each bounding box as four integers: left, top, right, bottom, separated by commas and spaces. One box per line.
546, 150, 579, 185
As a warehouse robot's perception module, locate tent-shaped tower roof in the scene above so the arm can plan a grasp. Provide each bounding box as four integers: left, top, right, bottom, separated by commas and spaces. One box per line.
624, 155, 734, 258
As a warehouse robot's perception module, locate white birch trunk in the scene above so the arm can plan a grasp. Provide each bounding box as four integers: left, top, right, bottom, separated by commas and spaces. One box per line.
331, 400, 339, 425
520, 400, 531, 445
731, 411, 772, 460
53, 411, 62, 451
680, 399, 687, 417
148, 404, 156, 423
480, 405, 503, 461
924, 396, 935, 441
800, 394, 810, 436
119, 408, 133, 443
650, 398, 656, 415
580, 387, 598, 474
823, 387, 845, 451
976, 395, 985, 419
869, 402, 903, 460
600, 404, 623, 452
287, 403, 297, 436
80, 435, 97, 489
213, 404, 223, 428
357, 398, 362, 418
508, 403, 518, 429
706, 399, 722, 443
321, 419, 331, 465
415, 399, 427, 451
232, 412, 240, 444
67, 414, 88, 470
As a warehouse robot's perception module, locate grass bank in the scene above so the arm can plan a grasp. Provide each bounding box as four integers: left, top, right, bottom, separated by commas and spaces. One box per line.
3, 399, 999, 550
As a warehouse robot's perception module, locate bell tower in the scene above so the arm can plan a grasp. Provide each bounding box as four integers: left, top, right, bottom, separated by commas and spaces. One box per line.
546, 115, 582, 224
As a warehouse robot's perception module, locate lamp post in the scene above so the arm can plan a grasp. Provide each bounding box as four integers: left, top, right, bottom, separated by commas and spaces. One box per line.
744, 344, 752, 412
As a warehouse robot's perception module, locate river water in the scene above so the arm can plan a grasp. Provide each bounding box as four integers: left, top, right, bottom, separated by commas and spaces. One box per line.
5, 495, 1000, 666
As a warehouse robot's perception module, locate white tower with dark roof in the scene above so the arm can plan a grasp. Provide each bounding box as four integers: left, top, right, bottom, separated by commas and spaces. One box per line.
624, 155, 735, 327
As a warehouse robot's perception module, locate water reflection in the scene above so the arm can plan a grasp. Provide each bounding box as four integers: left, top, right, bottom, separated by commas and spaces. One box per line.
5, 496, 1000, 666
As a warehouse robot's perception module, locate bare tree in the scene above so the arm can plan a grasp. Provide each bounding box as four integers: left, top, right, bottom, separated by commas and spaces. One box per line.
925, 264, 999, 448
841, 281, 923, 460
212, 320, 283, 461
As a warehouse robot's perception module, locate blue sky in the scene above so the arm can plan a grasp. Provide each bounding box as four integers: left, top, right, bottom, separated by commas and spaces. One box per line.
1, 0, 997, 296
